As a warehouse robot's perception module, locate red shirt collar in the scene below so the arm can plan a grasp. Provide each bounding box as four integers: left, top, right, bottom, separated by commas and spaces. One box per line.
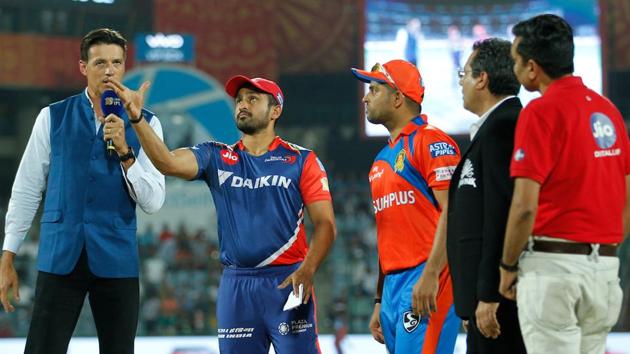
544, 76, 584, 96
234, 136, 284, 152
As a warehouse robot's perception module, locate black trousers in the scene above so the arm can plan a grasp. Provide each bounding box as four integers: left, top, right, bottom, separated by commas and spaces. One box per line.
466, 298, 527, 354
24, 249, 139, 354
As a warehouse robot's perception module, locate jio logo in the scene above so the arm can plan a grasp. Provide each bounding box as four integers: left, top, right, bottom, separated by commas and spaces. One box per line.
220, 149, 239, 165
591, 113, 617, 149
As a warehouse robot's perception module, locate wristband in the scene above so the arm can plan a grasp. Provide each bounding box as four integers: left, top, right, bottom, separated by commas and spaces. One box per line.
374, 298, 381, 304
129, 112, 144, 124
118, 146, 135, 162
499, 260, 519, 272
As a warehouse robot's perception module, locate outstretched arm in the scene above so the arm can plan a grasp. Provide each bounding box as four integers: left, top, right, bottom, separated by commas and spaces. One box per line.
105, 78, 199, 180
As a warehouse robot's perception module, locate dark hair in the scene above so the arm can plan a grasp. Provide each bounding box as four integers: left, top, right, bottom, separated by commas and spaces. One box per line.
471, 38, 520, 96
512, 14, 574, 79
404, 97, 422, 114
80, 28, 127, 61
382, 83, 422, 114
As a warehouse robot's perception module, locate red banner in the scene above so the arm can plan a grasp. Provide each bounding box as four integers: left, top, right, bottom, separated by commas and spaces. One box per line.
154, 0, 278, 85
154, 0, 359, 82
0, 34, 83, 89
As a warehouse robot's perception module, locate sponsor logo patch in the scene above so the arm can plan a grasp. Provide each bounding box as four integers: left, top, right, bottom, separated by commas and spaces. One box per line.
277, 319, 313, 335
320, 177, 330, 192
402, 311, 420, 333
220, 149, 239, 165
434, 166, 456, 181
289, 319, 313, 334
514, 148, 525, 162
278, 322, 290, 336
216, 170, 292, 189
372, 190, 415, 214
429, 142, 456, 158
591, 112, 621, 158
394, 150, 406, 172
217, 327, 255, 339
591, 112, 617, 149
458, 159, 477, 188
369, 166, 384, 182
264, 155, 297, 164
218, 169, 234, 186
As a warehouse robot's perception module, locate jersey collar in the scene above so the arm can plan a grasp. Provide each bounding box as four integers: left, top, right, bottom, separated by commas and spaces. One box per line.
389, 115, 427, 145
234, 136, 284, 152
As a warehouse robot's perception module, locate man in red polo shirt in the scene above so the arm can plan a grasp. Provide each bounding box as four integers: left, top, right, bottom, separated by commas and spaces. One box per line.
499, 14, 630, 354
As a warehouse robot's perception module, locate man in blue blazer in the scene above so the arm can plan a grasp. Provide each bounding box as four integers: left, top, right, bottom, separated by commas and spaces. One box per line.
0, 28, 165, 354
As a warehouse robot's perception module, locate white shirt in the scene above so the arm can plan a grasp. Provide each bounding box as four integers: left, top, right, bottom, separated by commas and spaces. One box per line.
469, 95, 516, 140
3, 89, 166, 253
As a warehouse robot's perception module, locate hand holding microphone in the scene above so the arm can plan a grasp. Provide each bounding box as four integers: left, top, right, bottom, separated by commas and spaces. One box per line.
101, 90, 126, 156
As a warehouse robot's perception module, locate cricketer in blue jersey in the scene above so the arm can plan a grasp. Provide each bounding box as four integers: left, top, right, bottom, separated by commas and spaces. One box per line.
105, 75, 336, 354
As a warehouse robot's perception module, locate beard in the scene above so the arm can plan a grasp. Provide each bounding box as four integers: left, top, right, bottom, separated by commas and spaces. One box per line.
236, 111, 271, 135
366, 109, 386, 125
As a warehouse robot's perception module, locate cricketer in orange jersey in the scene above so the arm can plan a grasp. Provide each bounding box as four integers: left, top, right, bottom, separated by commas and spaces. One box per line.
352, 59, 461, 354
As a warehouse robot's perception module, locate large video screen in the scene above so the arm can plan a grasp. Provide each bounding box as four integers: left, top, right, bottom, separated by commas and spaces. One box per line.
362, 0, 602, 137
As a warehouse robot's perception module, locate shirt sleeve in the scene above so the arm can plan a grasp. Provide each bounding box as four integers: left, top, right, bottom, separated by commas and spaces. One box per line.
3, 107, 51, 253
299, 152, 332, 204
190, 141, 219, 180
415, 127, 461, 190
510, 103, 559, 183
121, 115, 166, 214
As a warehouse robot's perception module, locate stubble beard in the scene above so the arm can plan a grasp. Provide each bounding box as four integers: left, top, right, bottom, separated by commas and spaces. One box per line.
236, 111, 271, 135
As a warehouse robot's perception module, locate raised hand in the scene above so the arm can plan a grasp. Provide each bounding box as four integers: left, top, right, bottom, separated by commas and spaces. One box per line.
105, 78, 151, 121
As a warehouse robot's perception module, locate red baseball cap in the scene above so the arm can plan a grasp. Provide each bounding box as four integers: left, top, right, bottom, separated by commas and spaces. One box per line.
351, 59, 425, 104
225, 75, 284, 108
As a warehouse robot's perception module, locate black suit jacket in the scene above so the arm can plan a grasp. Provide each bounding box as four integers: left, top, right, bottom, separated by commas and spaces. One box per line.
446, 97, 522, 318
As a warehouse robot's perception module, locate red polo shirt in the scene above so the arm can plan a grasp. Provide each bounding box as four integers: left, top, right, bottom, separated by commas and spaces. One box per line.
511, 76, 630, 243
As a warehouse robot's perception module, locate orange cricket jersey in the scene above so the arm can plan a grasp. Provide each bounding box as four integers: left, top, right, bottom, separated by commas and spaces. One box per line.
369, 116, 460, 274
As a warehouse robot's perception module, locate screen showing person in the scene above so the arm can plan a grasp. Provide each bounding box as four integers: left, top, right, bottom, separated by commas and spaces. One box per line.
362, 0, 602, 137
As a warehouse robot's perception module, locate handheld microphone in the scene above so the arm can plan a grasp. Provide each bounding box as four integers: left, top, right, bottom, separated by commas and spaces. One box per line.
101, 90, 123, 156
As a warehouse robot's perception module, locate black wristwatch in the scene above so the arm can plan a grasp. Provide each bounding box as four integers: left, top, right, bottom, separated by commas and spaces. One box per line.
499, 260, 519, 272
129, 112, 144, 124
118, 146, 135, 162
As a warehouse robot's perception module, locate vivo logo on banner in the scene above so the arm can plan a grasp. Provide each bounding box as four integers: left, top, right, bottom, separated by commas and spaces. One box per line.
135, 33, 195, 63
145, 33, 184, 49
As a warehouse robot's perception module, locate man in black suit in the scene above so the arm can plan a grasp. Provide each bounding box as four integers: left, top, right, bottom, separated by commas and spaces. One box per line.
446, 38, 526, 354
